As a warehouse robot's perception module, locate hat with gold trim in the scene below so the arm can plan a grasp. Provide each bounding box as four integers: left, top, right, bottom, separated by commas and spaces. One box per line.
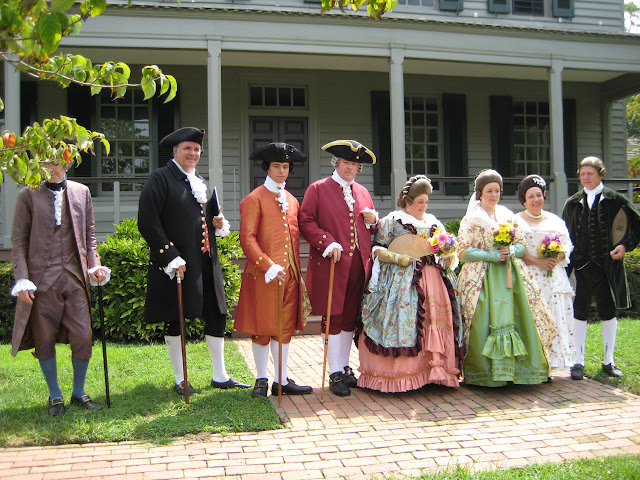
159, 127, 205, 149
321, 140, 376, 165
249, 142, 307, 164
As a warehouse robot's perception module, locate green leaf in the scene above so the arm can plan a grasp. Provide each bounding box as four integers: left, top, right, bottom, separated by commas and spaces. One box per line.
0, 97, 4, 113
89, 0, 107, 17
37, 12, 62, 52
51, 0, 77, 13
141, 79, 156, 100
164, 75, 178, 103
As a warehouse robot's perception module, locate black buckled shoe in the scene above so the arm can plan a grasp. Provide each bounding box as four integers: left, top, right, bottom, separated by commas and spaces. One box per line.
343, 366, 358, 388
602, 363, 624, 378
211, 377, 251, 389
174, 381, 196, 396
48, 397, 65, 417
329, 372, 350, 396
271, 378, 313, 395
252, 378, 269, 398
71, 394, 103, 411
570, 363, 584, 380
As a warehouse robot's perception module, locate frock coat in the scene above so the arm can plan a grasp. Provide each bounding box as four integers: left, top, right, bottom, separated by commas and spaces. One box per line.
138, 161, 226, 323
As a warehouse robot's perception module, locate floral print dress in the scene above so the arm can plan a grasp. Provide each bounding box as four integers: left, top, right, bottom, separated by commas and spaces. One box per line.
357, 210, 462, 392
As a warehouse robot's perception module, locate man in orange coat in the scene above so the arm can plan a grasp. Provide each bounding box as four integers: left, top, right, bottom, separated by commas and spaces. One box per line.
234, 143, 313, 397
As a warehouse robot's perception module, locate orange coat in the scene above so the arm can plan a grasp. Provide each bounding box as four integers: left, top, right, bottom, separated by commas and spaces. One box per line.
234, 186, 304, 336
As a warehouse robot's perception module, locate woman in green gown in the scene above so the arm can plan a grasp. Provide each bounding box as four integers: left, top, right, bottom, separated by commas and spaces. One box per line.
456, 170, 556, 386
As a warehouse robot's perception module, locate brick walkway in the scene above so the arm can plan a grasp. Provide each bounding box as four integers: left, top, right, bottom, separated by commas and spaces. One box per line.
1, 334, 640, 480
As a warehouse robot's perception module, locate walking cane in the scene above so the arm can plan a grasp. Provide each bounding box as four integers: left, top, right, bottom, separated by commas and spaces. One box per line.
98, 284, 111, 408
176, 274, 189, 404
320, 260, 336, 402
277, 280, 283, 404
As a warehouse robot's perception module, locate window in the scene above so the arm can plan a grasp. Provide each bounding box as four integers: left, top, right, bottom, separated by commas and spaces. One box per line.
513, 100, 550, 177
513, 0, 543, 15
97, 89, 151, 193
249, 86, 307, 108
396, 0, 434, 6
404, 96, 441, 185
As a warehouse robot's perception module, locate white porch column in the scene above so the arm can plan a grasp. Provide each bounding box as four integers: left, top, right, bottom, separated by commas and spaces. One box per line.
207, 39, 224, 209
548, 59, 567, 215
389, 46, 407, 203
2, 60, 20, 248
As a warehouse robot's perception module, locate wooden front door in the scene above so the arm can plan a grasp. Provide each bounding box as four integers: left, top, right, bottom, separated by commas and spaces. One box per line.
249, 116, 309, 200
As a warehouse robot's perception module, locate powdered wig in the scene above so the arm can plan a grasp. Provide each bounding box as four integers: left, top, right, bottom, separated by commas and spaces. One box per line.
330, 156, 363, 173
474, 169, 503, 199
578, 156, 606, 177
397, 175, 433, 209
517, 175, 547, 205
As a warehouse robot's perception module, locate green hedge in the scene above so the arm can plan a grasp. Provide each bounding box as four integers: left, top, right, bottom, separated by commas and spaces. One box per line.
0, 218, 243, 344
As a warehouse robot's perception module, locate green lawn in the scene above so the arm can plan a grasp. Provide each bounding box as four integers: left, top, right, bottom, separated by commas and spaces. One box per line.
0, 340, 281, 446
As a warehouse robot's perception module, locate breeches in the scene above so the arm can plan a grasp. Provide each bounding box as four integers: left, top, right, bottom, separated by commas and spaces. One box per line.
322, 251, 365, 335
252, 268, 299, 345
573, 262, 616, 321
30, 270, 92, 360
165, 254, 227, 337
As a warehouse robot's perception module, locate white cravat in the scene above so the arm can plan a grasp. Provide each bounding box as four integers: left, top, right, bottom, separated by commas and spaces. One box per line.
584, 182, 604, 209
332, 170, 354, 212
264, 176, 288, 213
172, 159, 208, 204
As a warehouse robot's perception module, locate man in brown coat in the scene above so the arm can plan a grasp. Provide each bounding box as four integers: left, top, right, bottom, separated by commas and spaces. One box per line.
11, 159, 110, 416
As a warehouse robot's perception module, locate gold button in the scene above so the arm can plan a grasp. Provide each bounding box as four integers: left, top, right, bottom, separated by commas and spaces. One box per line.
201, 247, 205, 252
202, 239, 205, 244
159, 249, 164, 253
256, 260, 260, 265
323, 235, 327, 238
317, 262, 321, 265
202, 217, 206, 222
350, 226, 354, 230
150, 261, 153, 265
350, 232, 354, 236
349, 252, 353, 256
259, 256, 263, 260
170, 242, 174, 246
282, 216, 286, 220
164, 244, 169, 249
202, 231, 206, 236
319, 241, 323, 245
349, 213, 353, 217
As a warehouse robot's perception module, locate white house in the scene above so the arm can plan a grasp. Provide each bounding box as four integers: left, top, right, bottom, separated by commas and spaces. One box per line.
1, 0, 640, 250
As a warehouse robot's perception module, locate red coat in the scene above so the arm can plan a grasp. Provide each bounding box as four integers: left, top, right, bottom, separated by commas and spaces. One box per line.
234, 186, 304, 335
299, 177, 377, 316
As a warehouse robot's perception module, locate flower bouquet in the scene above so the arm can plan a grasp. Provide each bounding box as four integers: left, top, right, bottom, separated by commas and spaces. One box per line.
428, 227, 458, 272
537, 234, 564, 277
493, 222, 516, 288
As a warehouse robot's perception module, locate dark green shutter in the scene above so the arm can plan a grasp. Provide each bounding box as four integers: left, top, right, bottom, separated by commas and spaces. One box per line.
440, 0, 463, 11
371, 91, 391, 196
563, 98, 578, 195
154, 90, 180, 168
489, 95, 515, 195
552, 0, 574, 18
20, 81, 37, 132
442, 93, 468, 195
488, 0, 511, 14
67, 83, 95, 179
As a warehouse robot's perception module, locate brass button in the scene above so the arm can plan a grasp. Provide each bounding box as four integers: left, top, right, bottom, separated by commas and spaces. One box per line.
159, 249, 164, 253
319, 241, 323, 245
164, 244, 169, 249
202, 231, 206, 236
322, 235, 327, 238
259, 256, 263, 260
202, 239, 205, 244
170, 242, 174, 246
349, 213, 353, 217
201, 247, 205, 252
349, 252, 353, 256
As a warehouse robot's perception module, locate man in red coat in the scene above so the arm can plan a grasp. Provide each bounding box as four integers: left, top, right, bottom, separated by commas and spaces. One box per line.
235, 143, 313, 397
299, 140, 379, 396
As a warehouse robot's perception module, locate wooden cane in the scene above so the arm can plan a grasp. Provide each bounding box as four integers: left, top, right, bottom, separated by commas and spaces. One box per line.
97, 284, 111, 408
320, 260, 336, 402
176, 275, 189, 404
277, 280, 283, 404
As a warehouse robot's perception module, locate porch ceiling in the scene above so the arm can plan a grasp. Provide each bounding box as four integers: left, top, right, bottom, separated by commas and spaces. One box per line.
64, 47, 627, 84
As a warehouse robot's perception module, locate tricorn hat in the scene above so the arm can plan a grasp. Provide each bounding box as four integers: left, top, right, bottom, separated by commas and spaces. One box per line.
159, 127, 205, 149
249, 142, 307, 164
321, 140, 376, 165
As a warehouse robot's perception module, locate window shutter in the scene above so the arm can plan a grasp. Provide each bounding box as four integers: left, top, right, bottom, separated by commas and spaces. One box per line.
552, 0, 574, 18
489, 95, 515, 195
67, 83, 95, 180
20, 82, 37, 132
563, 98, 578, 195
440, 0, 463, 11
488, 0, 511, 14
442, 93, 468, 195
154, 90, 180, 169
371, 91, 392, 196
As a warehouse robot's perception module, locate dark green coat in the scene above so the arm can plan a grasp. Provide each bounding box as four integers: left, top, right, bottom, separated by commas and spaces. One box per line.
562, 186, 640, 310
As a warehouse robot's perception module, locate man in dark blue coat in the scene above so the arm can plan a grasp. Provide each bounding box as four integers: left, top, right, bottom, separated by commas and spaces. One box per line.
563, 156, 640, 380
138, 127, 249, 394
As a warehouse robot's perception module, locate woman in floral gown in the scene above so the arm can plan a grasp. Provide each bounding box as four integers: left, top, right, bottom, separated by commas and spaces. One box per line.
516, 175, 575, 371
357, 175, 462, 392
456, 169, 556, 387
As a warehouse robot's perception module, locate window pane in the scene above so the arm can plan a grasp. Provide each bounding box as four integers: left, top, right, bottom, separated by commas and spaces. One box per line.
118, 158, 133, 175
135, 107, 148, 121
135, 143, 149, 156
134, 121, 149, 138
412, 112, 424, 126
134, 157, 149, 174
250, 87, 262, 106
102, 106, 116, 120
425, 97, 437, 111
293, 88, 306, 107
264, 87, 277, 106
101, 119, 117, 137
427, 145, 439, 159
426, 113, 438, 126
279, 88, 291, 107
413, 128, 425, 143
118, 123, 133, 138
119, 106, 133, 121
411, 97, 424, 111
412, 144, 425, 159
102, 158, 116, 175
427, 129, 438, 143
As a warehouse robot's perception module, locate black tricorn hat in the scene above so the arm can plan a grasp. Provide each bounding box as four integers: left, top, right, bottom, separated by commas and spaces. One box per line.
159, 127, 205, 149
249, 142, 307, 164
321, 140, 376, 165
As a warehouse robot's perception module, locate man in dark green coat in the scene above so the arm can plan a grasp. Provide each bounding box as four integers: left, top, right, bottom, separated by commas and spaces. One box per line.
562, 156, 640, 380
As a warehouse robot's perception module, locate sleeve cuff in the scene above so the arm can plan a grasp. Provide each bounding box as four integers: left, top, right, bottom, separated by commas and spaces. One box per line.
89, 266, 112, 286
11, 278, 37, 296
164, 256, 186, 279
323, 242, 343, 258
265, 264, 284, 283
